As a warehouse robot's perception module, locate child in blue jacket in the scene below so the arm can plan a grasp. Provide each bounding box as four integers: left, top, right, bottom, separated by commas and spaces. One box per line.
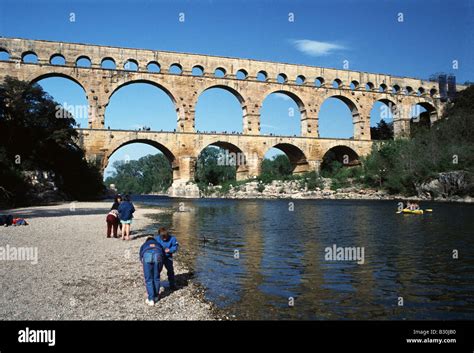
139, 237, 164, 306
154, 227, 179, 290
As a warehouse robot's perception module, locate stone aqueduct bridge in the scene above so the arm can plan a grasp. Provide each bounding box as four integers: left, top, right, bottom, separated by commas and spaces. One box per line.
0, 37, 455, 193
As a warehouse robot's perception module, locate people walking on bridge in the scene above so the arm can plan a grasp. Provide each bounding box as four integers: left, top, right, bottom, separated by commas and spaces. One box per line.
154, 227, 179, 290
118, 195, 135, 240
139, 236, 164, 306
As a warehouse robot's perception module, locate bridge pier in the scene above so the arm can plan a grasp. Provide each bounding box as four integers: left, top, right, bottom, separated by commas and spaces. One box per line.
167, 155, 200, 197
393, 103, 412, 138
393, 117, 411, 138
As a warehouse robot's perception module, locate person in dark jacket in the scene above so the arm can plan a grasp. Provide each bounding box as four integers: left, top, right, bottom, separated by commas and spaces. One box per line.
0, 214, 14, 227
111, 195, 122, 210
139, 237, 164, 306
118, 195, 135, 241
154, 227, 179, 290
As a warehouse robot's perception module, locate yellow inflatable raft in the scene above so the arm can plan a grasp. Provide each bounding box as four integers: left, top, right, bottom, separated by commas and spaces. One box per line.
401, 209, 424, 215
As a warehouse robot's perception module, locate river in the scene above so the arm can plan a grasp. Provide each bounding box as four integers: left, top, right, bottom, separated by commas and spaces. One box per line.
134, 195, 474, 320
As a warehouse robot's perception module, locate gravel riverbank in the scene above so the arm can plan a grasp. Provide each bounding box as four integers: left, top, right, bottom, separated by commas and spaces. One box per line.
0, 202, 218, 320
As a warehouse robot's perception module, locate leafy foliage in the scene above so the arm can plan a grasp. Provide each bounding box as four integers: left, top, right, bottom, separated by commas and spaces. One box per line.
259, 154, 293, 183
104, 153, 172, 194
195, 146, 236, 187
370, 119, 394, 140
298, 171, 325, 190
0, 77, 104, 206
326, 85, 474, 194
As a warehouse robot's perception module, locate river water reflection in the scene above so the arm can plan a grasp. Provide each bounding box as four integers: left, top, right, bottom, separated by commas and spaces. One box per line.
136, 196, 474, 320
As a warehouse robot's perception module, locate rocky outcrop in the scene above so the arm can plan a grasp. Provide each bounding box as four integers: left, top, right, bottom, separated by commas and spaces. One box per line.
168, 180, 200, 198
199, 179, 396, 200
416, 171, 473, 200
168, 177, 472, 203
163, 174, 473, 203
23, 170, 67, 204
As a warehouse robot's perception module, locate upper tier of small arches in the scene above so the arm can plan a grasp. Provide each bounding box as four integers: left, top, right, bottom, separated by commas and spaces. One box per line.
0, 44, 438, 98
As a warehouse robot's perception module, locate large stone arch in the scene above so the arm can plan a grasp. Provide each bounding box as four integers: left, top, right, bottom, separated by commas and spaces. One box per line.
29, 72, 88, 94
29, 72, 90, 126
321, 144, 360, 171
105, 138, 179, 179
195, 140, 249, 181
376, 98, 398, 114
193, 83, 247, 133
318, 93, 365, 139
265, 143, 309, 174
413, 100, 438, 123
105, 79, 179, 130
108, 79, 178, 107
260, 89, 307, 136
370, 97, 398, 140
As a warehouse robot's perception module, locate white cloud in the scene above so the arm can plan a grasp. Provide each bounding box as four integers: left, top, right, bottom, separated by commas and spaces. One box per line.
292, 39, 346, 57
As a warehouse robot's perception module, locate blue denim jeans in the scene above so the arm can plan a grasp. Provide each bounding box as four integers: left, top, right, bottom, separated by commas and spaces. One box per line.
142, 251, 163, 300
161, 257, 175, 287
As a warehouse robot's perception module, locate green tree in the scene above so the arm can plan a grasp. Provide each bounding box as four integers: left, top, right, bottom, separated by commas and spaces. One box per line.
105, 153, 173, 194
0, 77, 104, 206
360, 85, 474, 195
260, 154, 293, 182
370, 119, 394, 140
195, 146, 236, 186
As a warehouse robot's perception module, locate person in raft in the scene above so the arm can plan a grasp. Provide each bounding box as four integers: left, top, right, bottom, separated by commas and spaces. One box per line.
406, 201, 420, 211
154, 227, 179, 290
118, 195, 135, 241
139, 236, 164, 306
106, 209, 120, 238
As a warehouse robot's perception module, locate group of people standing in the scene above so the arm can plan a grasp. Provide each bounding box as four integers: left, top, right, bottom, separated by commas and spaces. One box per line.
106, 194, 179, 306
106, 195, 135, 240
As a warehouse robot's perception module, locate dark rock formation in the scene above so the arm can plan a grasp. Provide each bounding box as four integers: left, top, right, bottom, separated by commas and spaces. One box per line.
416, 171, 473, 199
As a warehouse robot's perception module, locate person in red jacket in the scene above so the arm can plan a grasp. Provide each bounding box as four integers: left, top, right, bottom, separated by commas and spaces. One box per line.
106, 209, 120, 238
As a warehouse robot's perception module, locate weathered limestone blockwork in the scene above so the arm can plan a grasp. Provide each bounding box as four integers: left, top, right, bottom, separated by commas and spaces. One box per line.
77, 128, 374, 180
0, 37, 461, 195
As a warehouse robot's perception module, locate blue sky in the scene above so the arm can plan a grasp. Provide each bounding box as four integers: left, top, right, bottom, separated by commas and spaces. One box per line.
0, 0, 472, 177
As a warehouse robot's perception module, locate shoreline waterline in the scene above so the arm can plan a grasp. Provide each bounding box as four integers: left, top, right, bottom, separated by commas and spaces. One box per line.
0, 201, 223, 320
138, 192, 474, 203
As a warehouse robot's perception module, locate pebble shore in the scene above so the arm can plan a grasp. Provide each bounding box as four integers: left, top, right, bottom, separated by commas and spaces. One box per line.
0, 202, 218, 320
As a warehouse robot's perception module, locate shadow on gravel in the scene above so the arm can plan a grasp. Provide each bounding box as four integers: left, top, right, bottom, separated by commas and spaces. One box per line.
159, 271, 194, 299
4, 207, 108, 219
132, 233, 154, 241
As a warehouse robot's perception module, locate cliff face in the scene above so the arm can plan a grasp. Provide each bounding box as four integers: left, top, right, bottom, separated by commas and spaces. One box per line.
416, 171, 473, 200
